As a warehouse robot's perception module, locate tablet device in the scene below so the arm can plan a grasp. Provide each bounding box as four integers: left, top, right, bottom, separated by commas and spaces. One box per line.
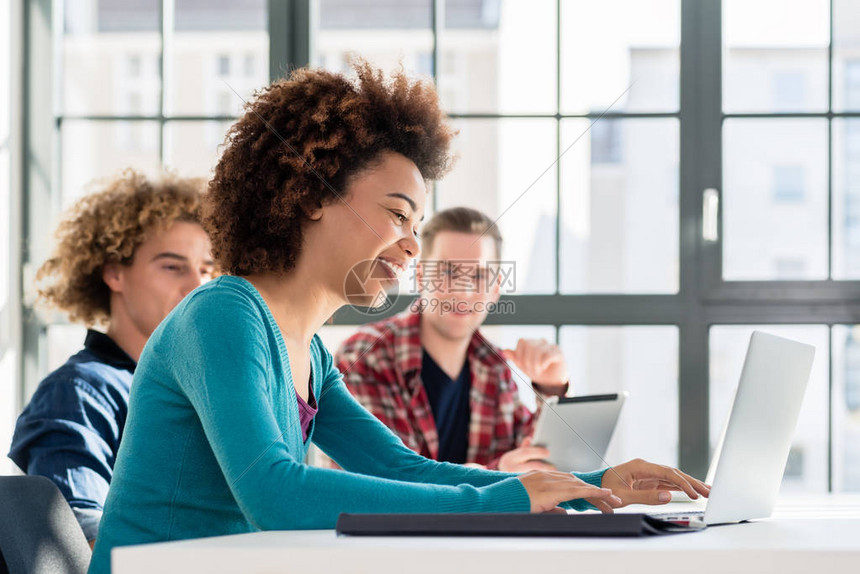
531, 392, 628, 472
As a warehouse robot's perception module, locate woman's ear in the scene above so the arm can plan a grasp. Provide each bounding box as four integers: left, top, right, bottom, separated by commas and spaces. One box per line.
301, 199, 324, 221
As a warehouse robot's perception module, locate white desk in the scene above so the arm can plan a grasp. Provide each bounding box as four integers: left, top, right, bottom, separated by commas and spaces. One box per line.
113, 495, 860, 574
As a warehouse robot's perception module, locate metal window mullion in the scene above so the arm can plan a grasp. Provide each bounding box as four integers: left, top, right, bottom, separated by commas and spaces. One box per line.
828, 325, 834, 492
53, 116, 62, 216
22, 0, 57, 400
431, 0, 442, 80
828, 0, 838, 493
679, 0, 721, 479
58, 115, 239, 122
723, 112, 843, 119
554, 0, 561, 296
829, 120, 834, 280
431, 0, 442, 214
702, 303, 860, 324
51, 0, 62, 226
554, 119, 561, 296
333, 295, 685, 326
829, 0, 834, 112
52, 0, 62, 215
160, 0, 174, 166
827, 0, 834, 282
704, 280, 860, 302
269, 0, 289, 81
447, 112, 681, 120
269, 0, 311, 83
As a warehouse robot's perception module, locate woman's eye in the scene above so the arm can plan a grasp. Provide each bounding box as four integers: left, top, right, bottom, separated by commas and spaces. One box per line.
391, 211, 407, 223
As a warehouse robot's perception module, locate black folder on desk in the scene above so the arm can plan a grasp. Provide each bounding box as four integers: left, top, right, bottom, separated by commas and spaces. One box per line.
336, 513, 704, 537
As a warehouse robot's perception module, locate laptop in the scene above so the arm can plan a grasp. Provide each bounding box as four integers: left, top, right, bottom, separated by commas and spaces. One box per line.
652, 330, 815, 526
532, 393, 628, 472
336, 331, 814, 538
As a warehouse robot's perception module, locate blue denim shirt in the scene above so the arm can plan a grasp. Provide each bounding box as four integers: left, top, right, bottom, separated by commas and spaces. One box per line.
8, 330, 134, 540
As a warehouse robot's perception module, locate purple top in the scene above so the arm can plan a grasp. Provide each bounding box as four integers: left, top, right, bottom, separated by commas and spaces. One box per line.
297, 381, 318, 442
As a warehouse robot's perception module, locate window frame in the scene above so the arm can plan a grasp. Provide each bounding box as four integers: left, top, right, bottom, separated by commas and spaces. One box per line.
20, 0, 860, 488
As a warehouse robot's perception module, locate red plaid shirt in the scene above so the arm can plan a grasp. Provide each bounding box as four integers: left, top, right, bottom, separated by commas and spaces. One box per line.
334, 305, 559, 469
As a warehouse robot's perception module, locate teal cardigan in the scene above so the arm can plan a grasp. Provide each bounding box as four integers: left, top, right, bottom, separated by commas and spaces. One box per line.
89, 276, 606, 574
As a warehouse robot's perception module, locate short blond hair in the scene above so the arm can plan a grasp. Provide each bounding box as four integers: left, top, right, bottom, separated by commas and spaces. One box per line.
420, 207, 502, 259
36, 169, 206, 326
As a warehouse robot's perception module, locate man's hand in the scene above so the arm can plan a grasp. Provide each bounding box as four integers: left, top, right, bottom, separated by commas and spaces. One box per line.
600, 458, 711, 506
498, 437, 556, 472
502, 338, 569, 388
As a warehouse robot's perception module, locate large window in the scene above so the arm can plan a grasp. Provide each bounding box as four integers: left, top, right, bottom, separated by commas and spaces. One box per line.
316, 0, 683, 473
58, 0, 267, 209
21, 0, 860, 489
316, 0, 680, 295
34, 0, 269, 377
711, 0, 860, 490
720, 0, 860, 284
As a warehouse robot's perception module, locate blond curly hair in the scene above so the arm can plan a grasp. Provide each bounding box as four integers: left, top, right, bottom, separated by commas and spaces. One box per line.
36, 169, 207, 327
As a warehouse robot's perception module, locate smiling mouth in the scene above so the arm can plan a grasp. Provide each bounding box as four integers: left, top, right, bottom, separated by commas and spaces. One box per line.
376, 258, 404, 281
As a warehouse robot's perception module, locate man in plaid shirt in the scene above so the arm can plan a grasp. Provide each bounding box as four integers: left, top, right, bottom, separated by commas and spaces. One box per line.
334, 207, 570, 471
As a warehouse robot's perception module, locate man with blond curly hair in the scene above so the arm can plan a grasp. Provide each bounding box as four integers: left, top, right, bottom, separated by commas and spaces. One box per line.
8, 169, 214, 544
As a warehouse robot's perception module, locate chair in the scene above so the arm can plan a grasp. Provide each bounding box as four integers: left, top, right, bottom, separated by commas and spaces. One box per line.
0, 475, 91, 574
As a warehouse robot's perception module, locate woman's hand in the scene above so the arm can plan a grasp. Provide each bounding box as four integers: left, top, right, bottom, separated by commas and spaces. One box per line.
600, 458, 711, 506
517, 470, 622, 514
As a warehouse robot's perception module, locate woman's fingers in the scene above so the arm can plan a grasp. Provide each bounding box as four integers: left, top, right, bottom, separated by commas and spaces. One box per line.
628, 466, 696, 499
636, 479, 691, 491
561, 485, 614, 507
663, 467, 701, 499
543, 475, 613, 503
675, 469, 711, 496
628, 462, 699, 499
638, 476, 710, 496
516, 460, 711, 514
518, 471, 616, 513
588, 497, 616, 515
619, 488, 674, 505
604, 459, 711, 507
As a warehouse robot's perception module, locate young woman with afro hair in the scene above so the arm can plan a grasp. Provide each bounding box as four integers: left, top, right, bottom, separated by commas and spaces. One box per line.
89, 63, 708, 573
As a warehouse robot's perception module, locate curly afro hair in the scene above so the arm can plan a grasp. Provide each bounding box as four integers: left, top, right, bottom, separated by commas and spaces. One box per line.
205, 62, 456, 276
36, 169, 207, 326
